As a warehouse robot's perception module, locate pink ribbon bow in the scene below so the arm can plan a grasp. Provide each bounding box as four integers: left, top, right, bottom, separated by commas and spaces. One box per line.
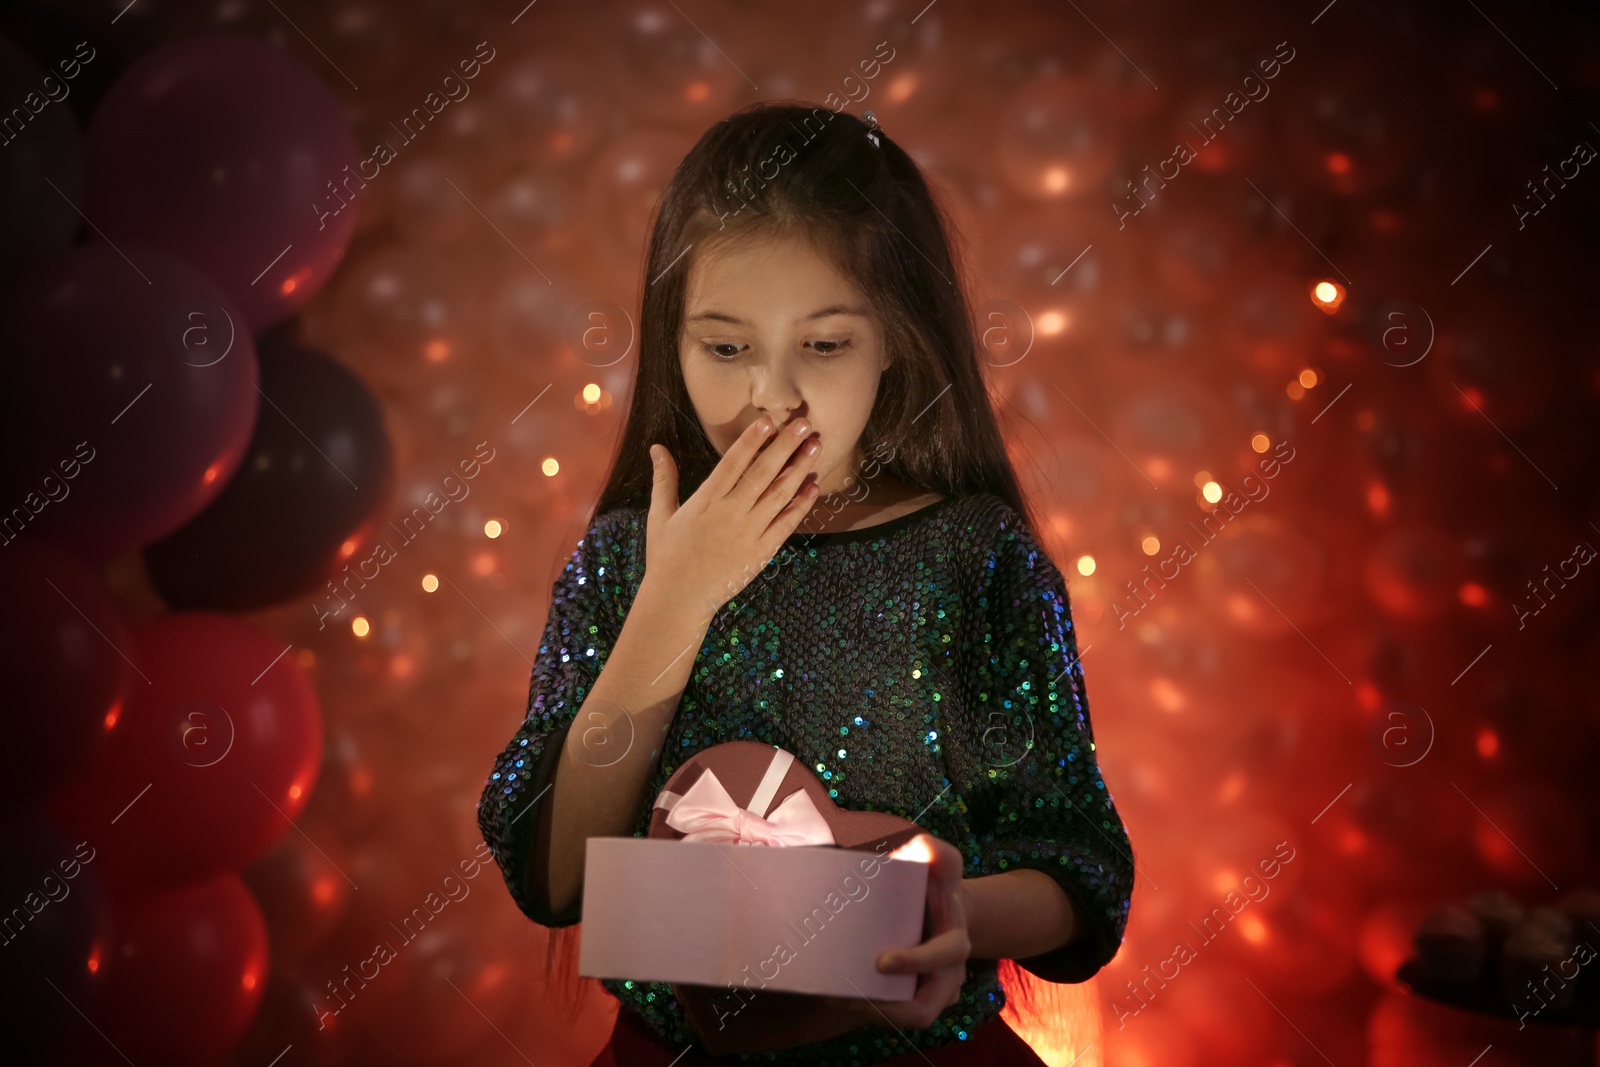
662, 767, 837, 847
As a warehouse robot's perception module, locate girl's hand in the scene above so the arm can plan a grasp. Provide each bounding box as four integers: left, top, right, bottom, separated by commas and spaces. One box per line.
646, 416, 821, 616
816, 833, 973, 1032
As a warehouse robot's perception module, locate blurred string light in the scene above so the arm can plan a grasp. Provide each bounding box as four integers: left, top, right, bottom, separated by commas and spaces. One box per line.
484, 519, 504, 538
1201, 480, 1223, 503
1310, 279, 1346, 313
1075, 554, 1096, 576
1038, 310, 1069, 335
352, 616, 370, 638
1251, 433, 1271, 453
1141, 535, 1160, 555
1286, 368, 1319, 400
541, 457, 560, 476
1366, 481, 1390, 516
582, 383, 602, 403
421, 574, 439, 592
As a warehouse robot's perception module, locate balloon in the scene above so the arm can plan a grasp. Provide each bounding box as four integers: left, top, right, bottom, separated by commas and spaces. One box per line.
143, 341, 394, 612
95, 873, 269, 1065
49, 613, 322, 892
0, 34, 85, 283
0, 816, 113, 1064
0, 539, 129, 809
228, 964, 354, 1067
0, 242, 259, 564
242, 814, 354, 965
84, 34, 361, 328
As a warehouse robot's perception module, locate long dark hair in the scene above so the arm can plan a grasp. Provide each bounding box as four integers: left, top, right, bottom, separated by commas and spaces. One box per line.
547, 100, 1058, 1030
588, 100, 1036, 536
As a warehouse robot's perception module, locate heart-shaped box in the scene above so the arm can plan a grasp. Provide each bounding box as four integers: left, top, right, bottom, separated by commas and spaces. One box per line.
579, 741, 931, 1055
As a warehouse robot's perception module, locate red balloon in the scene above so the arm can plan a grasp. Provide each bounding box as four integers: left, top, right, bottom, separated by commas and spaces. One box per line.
50, 613, 322, 892
85, 35, 360, 328
0, 539, 129, 809
0, 242, 259, 564
242, 814, 353, 965
96, 874, 269, 1065
229, 963, 355, 1067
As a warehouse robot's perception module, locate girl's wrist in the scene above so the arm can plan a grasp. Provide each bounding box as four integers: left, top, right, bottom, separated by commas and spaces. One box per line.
633, 573, 717, 640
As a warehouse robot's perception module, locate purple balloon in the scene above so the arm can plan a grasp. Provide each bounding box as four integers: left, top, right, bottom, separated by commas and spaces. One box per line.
0, 242, 259, 563
84, 34, 361, 328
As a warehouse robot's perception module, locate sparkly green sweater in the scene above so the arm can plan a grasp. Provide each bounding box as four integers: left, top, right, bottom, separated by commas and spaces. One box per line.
478, 492, 1135, 1065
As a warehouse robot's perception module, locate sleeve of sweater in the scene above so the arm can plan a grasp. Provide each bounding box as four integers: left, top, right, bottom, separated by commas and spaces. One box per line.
477, 514, 629, 928
963, 503, 1136, 983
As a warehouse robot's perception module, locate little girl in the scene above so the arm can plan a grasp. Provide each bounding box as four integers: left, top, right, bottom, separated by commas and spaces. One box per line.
479, 102, 1135, 1067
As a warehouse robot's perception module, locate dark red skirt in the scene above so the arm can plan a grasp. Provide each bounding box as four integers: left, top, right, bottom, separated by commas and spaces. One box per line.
586, 1005, 1048, 1067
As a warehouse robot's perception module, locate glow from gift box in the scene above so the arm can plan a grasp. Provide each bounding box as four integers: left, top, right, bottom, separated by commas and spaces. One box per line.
886, 836, 935, 863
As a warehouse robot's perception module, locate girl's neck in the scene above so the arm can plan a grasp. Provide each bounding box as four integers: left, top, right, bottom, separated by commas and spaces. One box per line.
807, 472, 943, 533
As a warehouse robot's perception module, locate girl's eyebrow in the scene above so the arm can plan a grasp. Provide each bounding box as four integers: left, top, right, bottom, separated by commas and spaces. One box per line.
686, 304, 872, 325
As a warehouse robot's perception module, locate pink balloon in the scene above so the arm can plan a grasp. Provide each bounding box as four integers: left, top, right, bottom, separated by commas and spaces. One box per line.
84, 34, 360, 328
0, 242, 258, 564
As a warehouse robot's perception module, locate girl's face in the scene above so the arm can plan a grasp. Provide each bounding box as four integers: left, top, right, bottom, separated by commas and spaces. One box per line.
679, 231, 887, 497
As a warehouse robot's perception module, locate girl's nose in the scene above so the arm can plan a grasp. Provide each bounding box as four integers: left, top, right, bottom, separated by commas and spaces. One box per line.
748, 367, 803, 416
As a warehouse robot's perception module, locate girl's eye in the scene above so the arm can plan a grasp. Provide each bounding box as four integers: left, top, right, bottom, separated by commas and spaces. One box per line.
698, 339, 855, 361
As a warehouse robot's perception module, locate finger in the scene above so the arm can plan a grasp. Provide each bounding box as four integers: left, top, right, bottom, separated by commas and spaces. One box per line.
762, 472, 821, 553
700, 417, 775, 499
733, 415, 813, 505
647, 443, 679, 532
879, 925, 970, 974
754, 434, 821, 520
871, 967, 964, 1031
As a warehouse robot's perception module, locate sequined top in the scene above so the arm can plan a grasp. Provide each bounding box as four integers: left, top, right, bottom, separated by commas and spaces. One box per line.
478, 491, 1135, 1066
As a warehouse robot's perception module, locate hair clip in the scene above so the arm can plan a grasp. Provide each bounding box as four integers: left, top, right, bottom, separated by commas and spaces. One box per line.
862, 110, 881, 148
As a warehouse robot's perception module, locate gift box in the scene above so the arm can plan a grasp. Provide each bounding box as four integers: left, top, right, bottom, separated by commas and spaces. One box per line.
579, 741, 933, 1054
